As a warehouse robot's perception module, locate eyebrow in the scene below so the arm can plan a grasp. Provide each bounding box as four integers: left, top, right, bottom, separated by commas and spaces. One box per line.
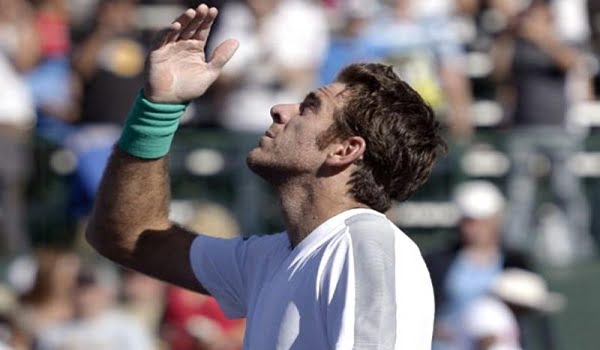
301, 92, 322, 112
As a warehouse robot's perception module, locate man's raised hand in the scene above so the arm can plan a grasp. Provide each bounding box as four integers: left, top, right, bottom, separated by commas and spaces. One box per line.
143, 4, 238, 103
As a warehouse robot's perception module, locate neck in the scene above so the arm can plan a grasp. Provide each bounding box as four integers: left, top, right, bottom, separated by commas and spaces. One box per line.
464, 244, 501, 264
277, 177, 367, 247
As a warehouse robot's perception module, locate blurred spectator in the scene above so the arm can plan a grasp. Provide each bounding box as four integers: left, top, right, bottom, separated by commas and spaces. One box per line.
0, 285, 29, 349
0, 315, 29, 350
0, 0, 37, 254
71, 0, 145, 126
588, 0, 600, 94
492, 0, 596, 259
36, 264, 155, 349
184, 202, 242, 239
0, 0, 40, 72
68, 0, 146, 216
121, 270, 166, 340
18, 248, 80, 338
425, 181, 531, 349
462, 269, 565, 350
362, 0, 473, 139
319, 0, 377, 85
211, 0, 329, 132
162, 202, 245, 350
0, 57, 35, 253
455, 0, 479, 17
27, 0, 76, 141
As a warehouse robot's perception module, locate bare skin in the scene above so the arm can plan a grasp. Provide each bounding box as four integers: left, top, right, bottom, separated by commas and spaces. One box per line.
86, 4, 366, 293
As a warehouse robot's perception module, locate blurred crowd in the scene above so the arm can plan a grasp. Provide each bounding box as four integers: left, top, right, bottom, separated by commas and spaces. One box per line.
1, 0, 600, 348
0, 202, 245, 349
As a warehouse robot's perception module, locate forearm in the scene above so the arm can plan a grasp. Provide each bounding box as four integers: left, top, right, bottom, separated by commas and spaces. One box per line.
86, 94, 206, 292
86, 3, 237, 293
86, 147, 171, 262
87, 144, 206, 293
491, 35, 514, 82
441, 65, 473, 139
535, 37, 580, 71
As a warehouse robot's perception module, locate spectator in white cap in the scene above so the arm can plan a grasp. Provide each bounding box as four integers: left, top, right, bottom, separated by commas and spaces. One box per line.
425, 181, 532, 350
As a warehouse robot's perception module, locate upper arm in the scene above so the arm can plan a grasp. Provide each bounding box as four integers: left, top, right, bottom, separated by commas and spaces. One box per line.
131, 224, 208, 293
88, 219, 261, 318
87, 221, 209, 294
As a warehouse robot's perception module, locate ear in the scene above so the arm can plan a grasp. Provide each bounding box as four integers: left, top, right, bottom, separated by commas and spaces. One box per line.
324, 136, 366, 167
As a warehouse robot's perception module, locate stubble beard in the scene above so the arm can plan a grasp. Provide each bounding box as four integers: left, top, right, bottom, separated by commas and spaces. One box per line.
246, 146, 312, 187
246, 148, 289, 186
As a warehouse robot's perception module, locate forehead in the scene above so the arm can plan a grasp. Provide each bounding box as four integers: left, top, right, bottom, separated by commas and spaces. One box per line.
315, 83, 347, 107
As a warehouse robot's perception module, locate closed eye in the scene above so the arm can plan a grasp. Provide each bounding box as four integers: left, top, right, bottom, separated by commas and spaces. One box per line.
299, 92, 321, 116
299, 102, 311, 116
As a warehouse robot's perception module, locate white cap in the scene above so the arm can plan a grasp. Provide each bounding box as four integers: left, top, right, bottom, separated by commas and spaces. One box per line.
453, 181, 505, 219
491, 269, 566, 313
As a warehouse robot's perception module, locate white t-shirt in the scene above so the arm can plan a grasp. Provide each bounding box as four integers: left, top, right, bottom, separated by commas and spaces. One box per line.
0, 54, 34, 126
190, 208, 434, 349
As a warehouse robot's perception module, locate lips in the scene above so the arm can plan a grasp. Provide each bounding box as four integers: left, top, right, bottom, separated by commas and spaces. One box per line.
264, 130, 275, 138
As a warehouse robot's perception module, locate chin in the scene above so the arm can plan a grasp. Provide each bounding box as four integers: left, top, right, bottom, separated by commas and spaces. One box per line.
246, 148, 273, 178
246, 148, 288, 185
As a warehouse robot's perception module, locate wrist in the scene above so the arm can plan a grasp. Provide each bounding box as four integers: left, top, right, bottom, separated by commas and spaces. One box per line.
142, 83, 169, 104
118, 90, 188, 159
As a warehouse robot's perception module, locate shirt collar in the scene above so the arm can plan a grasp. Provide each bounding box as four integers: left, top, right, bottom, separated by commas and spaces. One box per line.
289, 207, 385, 257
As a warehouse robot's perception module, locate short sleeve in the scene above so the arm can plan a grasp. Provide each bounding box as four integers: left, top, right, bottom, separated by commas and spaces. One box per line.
320, 221, 399, 349
189, 233, 287, 318
321, 215, 434, 349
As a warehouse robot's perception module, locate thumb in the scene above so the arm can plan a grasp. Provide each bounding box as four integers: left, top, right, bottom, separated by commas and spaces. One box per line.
208, 39, 239, 70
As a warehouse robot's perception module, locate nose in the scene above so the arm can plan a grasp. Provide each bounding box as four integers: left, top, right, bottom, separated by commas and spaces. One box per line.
270, 104, 294, 124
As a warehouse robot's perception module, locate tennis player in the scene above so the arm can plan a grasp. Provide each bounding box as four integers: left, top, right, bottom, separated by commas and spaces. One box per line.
87, 4, 446, 349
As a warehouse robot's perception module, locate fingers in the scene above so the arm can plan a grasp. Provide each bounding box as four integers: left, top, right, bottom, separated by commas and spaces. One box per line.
165, 8, 196, 43
162, 4, 218, 45
193, 6, 218, 46
179, 4, 209, 40
208, 38, 239, 70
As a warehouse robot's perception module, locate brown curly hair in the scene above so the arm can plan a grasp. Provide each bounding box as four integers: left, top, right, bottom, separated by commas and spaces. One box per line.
317, 63, 447, 212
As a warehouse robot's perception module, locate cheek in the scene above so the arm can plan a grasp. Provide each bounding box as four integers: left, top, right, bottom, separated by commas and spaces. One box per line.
278, 125, 312, 151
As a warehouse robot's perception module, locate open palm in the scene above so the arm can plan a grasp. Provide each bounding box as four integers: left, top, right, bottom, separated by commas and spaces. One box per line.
144, 4, 238, 103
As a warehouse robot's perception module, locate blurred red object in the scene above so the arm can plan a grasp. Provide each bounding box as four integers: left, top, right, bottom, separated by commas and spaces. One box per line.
163, 287, 244, 350
34, 10, 69, 58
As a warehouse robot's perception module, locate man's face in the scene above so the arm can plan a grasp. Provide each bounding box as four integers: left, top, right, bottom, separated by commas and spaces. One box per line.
246, 83, 346, 183
459, 214, 501, 248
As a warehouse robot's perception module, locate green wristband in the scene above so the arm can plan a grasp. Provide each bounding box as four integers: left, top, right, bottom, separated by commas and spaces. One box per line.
118, 91, 188, 159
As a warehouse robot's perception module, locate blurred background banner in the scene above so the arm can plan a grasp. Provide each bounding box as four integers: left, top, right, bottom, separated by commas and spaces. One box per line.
1, 0, 600, 349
